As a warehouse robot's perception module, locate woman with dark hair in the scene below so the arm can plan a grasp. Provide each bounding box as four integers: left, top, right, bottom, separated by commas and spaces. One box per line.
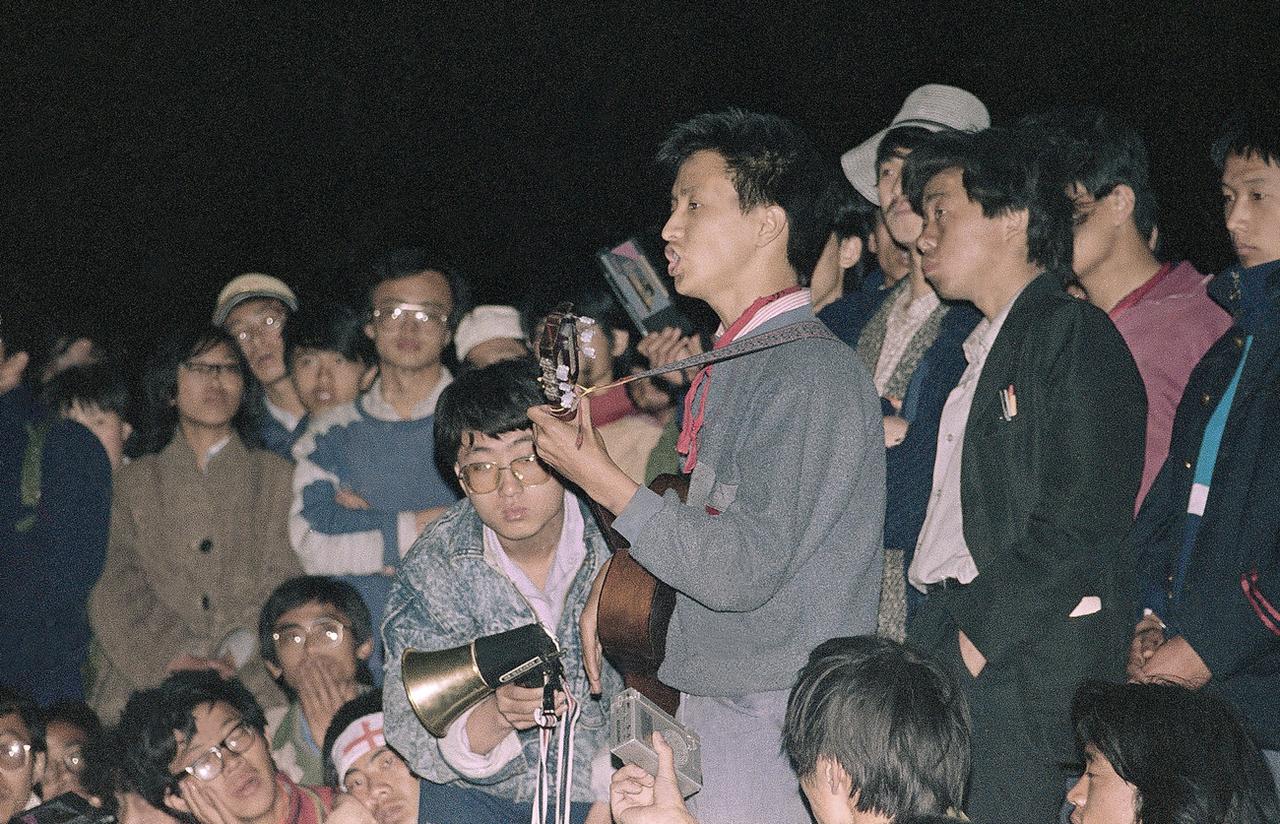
88, 325, 301, 721
1068, 680, 1280, 824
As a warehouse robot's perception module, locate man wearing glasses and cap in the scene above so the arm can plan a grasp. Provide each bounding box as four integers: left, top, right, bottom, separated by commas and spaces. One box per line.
213, 273, 307, 460
116, 671, 333, 824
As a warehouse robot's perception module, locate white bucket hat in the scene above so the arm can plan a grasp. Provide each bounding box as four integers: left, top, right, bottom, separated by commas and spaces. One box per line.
840, 84, 990, 204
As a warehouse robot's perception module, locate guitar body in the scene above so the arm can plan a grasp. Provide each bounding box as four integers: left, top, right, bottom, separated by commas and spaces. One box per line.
590, 473, 686, 716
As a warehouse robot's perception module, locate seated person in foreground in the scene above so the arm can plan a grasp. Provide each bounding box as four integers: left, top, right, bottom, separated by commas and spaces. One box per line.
381, 359, 621, 824
611, 636, 971, 824
116, 671, 333, 824
259, 576, 376, 786
321, 692, 419, 824
1067, 680, 1280, 824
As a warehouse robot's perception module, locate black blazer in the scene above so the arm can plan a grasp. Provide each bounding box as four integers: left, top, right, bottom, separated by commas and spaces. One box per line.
945, 274, 1146, 676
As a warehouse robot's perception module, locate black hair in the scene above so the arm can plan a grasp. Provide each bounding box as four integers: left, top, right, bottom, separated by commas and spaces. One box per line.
79, 727, 124, 813
821, 178, 877, 293
116, 672, 267, 818
657, 108, 839, 282
1018, 106, 1158, 240
782, 636, 970, 821
257, 575, 375, 695
874, 125, 936, 173
1211, 108, 1280, 172
0, 684, 46, 753
283, 301, 377, 368
363, 247, 472, 329
39, 360, 131, 419
904, 126, 1074, 277
134, 324, 262, 456
321, 691, 384, 789
433, 357, 545, 469
42, 702, 103, 741
1072, 680, 1280, 824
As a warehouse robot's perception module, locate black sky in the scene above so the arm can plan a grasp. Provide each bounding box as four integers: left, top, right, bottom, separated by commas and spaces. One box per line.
4, 1, 1279, 360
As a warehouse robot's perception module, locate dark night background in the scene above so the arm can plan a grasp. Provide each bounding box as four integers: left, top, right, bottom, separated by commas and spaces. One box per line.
4, 1, 1279, 366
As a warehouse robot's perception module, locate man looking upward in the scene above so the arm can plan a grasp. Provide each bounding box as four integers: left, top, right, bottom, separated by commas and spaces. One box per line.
530, 109, 885, 824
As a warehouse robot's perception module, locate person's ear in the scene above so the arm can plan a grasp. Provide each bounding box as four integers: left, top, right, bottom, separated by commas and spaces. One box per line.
837, 236, 863, 270
756, 204, 788, 250
609, 328, 630, 359
355, 638, 374, 662
1108, 184, 1136, 225
363, 321, 376, 341
1001, 208, 1031, 250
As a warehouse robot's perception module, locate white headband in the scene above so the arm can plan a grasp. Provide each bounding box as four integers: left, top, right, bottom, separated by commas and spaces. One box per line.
332, 712, 386, 788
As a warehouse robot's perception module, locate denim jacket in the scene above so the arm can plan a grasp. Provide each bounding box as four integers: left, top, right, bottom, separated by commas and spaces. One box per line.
381, 495, 621, 802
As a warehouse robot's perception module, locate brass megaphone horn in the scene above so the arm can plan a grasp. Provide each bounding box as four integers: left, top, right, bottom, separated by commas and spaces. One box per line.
402, 623, 562, 737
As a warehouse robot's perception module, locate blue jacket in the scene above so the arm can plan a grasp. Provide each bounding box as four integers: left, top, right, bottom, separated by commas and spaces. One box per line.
819, 288, 980, 552
1133, 258, 1280, 749
381, 496, 621, 803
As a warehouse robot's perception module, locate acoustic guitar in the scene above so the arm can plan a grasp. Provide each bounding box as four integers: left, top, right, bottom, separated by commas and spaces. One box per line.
536, 304, 682, 715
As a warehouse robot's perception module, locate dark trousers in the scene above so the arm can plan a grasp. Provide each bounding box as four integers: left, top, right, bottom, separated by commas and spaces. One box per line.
418, 781, 592, 824
909, 596, 1074, 824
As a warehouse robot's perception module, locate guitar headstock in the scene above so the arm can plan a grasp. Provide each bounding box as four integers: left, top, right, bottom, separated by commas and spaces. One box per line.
535, 303, 598, 417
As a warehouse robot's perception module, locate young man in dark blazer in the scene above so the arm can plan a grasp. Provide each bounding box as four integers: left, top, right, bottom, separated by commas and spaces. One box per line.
901, 128, 1146, 823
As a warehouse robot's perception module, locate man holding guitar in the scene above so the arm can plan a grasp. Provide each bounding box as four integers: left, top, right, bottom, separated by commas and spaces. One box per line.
529, 109, 886, 824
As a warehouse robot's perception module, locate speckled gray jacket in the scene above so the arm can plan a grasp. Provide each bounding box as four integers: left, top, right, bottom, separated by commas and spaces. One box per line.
381, 496, 621, 803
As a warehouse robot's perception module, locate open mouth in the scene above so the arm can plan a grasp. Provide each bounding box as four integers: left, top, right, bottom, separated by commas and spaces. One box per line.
665, 246, 682, 275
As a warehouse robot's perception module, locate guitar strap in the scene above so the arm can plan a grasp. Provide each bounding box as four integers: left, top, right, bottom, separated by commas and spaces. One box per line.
582, 320, 839, 399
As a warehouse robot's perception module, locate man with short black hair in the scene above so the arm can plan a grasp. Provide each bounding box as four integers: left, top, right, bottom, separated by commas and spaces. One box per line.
0, 686, 46, 822
531, 108, 885, 824
902, 127, 1146, 821
258, 576, 375, 786
382, 359, 619, 824
1131, 108, 1280, 790
283, 302, 376, 418
290, 250, 465, 678
1023, 107, 1232, 509
611, 637, 971, 824
214, 273, 306, 459
116, 671, 332, 824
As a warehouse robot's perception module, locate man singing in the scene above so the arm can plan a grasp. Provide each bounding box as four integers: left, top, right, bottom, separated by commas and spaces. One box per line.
529, 109, 885, 824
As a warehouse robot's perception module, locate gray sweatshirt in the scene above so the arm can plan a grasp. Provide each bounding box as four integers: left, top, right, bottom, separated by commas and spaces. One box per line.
614, 303, 886, 696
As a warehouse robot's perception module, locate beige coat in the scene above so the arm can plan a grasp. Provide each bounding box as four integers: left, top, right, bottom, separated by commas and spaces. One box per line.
88, 432, 301, 720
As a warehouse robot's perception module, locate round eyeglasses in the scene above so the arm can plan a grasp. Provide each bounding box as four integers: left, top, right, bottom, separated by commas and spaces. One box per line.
370, 303, 448, 329
0, 736, 32, 771
226, 311, 284, 343
272, 618, 347, 652
457, 454, 551, 494
172, 720, 257, 783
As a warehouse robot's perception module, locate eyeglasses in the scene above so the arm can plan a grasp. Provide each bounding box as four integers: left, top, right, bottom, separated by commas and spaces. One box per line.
370, 303, 448, 329
53, 745, 85, 775
172, 720, 257, 783
0, 736, 32, 771
180, 360, 243, 378
457, 454, 551, 494
226, 312, 284, 342
272, 618, 347, 651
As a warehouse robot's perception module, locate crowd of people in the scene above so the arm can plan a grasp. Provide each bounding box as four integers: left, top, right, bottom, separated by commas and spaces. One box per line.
2, 83, 1279, 824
